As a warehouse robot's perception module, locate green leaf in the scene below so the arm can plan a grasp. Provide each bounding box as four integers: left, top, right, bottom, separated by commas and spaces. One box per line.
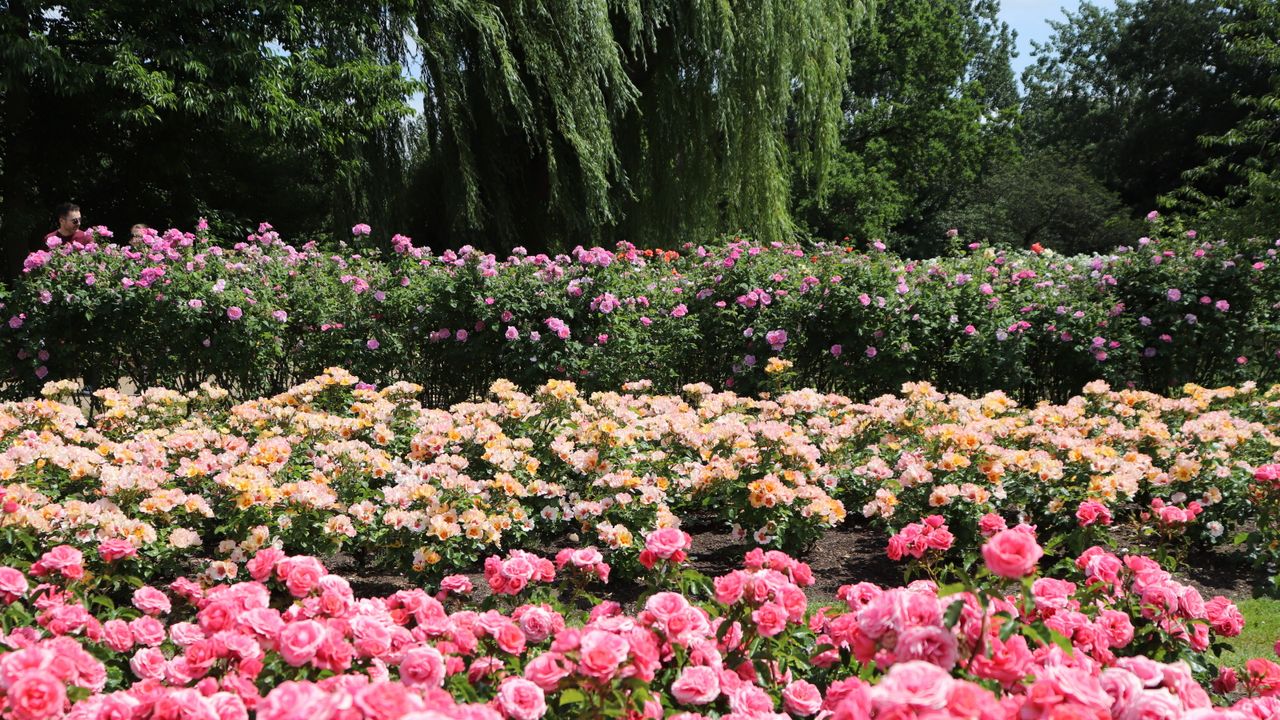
943, 598, 966, 628
557, 689, 586, 707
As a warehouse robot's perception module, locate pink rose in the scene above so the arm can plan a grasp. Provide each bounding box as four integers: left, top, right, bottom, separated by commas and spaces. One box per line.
227, 306, 243, 320
494, 621, 527, 655
401, 645, 448, 681
102, 619, 134, 652
782, 680, 822, 716
31, 545, 84, 580
576, 630, 629, 681
871, 661, 952, 712
644, 528, 692, 561
714, 572, 745, 606
894, 625, 959, 670
1205, 596, 1245, 637
277, 620, 328, 667
0, 566, 29, 603
496, 677, 546, 720
129, 616, 166, 646
523, 652, 573, 692
130, 647, 168, 680
671, 666, 720, 706
354, 682, 424, 720
1075, 501, 1113, 527
439, 575, 473, 595
256, 682, 336, 720
278, 556, 326, 598
978, 513, 1008, 538
132, 586, 172, 616
751, 602, 788, 637
98, 539, 137, 562
6, 671, 66, 720
247, 548, 286, 582
982, 529, 1044, 579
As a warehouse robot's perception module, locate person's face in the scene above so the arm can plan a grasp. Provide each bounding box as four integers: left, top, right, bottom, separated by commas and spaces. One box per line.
59, 211, 82, 234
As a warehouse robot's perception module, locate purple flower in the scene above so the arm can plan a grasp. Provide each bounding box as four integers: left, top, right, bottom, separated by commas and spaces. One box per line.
865, 346, 877, 358
227, 306, 243, 320
188, 299, 204, 310
1166, 289, 1182, 302
830, 344, 842, 357
1215, 300, 1230, 312
272, 310, 288, 322
366, 338, 380, 350
352, 223, 372, 236
456, 330, 468, 342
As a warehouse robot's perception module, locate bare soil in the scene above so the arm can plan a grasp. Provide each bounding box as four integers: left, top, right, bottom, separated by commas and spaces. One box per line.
330, 517, 1268, 604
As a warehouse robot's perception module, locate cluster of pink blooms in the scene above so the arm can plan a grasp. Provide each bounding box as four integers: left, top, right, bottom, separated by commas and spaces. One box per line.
1145, 498, 1205, 528
638, 528, 693, 570
885, 515, 954, 561
552, 548, 610, 584
0, 532, 1278, 720
482, 550, 555, 596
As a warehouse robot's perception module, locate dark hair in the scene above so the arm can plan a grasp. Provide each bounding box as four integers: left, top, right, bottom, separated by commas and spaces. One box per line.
55, 202, 80, 220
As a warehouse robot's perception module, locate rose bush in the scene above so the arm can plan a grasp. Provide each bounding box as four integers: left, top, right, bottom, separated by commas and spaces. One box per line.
3, 216, 1278, 404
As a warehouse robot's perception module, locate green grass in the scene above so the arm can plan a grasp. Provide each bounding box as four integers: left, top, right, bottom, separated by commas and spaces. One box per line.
1219, 598, 1280, 667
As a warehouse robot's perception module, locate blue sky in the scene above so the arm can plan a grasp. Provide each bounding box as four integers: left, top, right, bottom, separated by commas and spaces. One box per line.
999, 0, 1115, 77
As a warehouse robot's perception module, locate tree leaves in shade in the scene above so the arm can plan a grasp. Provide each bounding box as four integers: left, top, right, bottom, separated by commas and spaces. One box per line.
0, 0, 418, 270
1173, 0, 1280, 237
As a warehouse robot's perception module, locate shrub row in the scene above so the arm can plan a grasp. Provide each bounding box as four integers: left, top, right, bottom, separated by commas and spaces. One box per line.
2, 218, 1278, 403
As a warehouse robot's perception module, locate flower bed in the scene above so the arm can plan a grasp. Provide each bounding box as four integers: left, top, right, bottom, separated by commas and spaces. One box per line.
1, 530, 1279, 720
3, 217, 1278, 403
2, 371, 1279, 590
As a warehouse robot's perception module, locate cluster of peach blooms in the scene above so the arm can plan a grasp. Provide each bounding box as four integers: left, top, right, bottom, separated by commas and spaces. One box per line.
2, 371, 1278, 581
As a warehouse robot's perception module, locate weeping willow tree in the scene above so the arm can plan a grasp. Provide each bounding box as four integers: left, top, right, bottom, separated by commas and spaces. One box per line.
409, 0, 870, 250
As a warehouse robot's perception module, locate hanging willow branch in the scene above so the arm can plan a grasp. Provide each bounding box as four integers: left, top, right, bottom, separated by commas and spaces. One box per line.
411, 0, 872, 248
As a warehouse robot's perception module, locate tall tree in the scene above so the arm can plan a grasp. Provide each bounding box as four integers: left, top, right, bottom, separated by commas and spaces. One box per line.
0, 0, 417, 273
1175, 0, 1280, 236
794, 0, 1020, 254
408, 0, 871, 252
1021, 0, 1270, 216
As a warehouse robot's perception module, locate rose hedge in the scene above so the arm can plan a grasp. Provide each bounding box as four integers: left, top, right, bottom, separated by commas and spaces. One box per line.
3, 370, 1279, 590
2, 534, 1279, 720
2, 218, 1278, 404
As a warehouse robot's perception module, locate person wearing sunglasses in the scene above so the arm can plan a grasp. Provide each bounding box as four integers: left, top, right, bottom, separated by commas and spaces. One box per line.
44, 202, 90, 247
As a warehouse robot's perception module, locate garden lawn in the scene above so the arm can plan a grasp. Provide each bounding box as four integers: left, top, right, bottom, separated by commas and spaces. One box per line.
1223, 597, 1280, 666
